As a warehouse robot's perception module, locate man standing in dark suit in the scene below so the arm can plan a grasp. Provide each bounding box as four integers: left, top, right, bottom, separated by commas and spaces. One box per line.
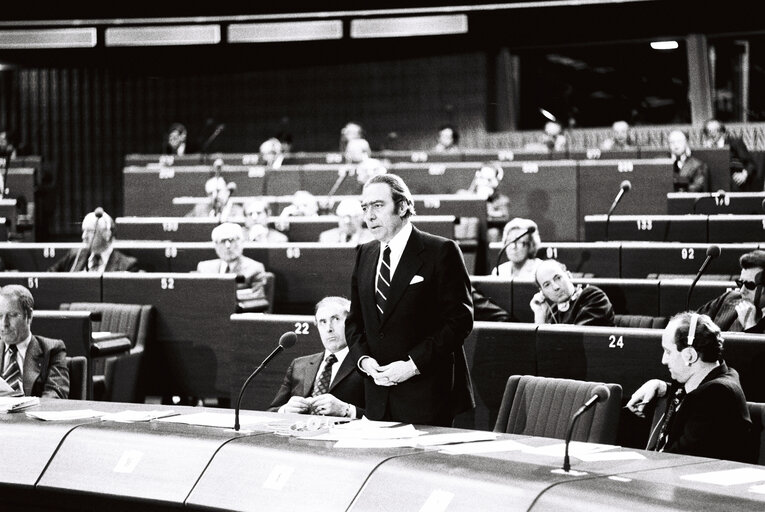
346, 173, 474, 427
1, 285, 69, 398
269, 296, 365, 419
48, 208, 139, 273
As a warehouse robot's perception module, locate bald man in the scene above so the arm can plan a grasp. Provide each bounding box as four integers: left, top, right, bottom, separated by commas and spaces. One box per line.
319, 198, 374, 244
48, 209, 139, 272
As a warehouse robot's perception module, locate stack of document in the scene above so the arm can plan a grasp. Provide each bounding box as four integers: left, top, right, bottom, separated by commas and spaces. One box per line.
0, 396, 40, 413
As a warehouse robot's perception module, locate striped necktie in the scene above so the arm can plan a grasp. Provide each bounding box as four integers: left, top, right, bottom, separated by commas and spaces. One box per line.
312, 354, 337, 397
376, 245, 391, 319
2, 344, 22, 395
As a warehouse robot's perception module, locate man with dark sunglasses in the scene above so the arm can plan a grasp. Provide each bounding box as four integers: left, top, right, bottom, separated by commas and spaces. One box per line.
697, 250, 765, 333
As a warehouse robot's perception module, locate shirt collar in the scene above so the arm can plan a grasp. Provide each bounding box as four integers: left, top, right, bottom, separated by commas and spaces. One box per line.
382, 220, 412, 255
326, 345, 349, 365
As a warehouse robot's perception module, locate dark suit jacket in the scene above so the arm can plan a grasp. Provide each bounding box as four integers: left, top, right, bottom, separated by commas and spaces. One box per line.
697, 290, 765, 334
47, 248, 139, 272
673, 156, 708, 192
268, 350, 365, 418
1, 335, 69, 398
346, 226, 475, 426
727, 135, 758, 191
657, 363, 752, 463
548, 285, 615, 326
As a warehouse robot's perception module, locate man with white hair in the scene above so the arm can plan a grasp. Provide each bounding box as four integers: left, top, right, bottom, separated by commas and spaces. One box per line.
186, 171, 244, 221
600, 120, 635, 151
196, 223, 269, 312
48, 208, 139, 272
319, 198, 374, 244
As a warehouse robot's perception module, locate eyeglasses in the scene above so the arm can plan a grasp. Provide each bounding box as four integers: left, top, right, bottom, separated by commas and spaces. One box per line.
214, 237, 241, 245
735, 279, 759, 290
506, 241, 531, 248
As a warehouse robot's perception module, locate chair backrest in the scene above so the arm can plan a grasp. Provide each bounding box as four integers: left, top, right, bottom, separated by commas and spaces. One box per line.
66, 356, 88, 400
747, 402, 765, 465
615, 314, 668, 329
494, 375, 622, 444
60, 302, 154, 351
264, 271, 275, 314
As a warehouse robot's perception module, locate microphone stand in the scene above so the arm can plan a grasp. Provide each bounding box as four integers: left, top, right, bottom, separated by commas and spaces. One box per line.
686, 249, 719, 310
234, 343, 286, 431
199, 124, 225, 164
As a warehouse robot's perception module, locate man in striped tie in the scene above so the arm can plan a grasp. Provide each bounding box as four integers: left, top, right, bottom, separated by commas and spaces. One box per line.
0, 285, 69, 398
347, 174, 474, 427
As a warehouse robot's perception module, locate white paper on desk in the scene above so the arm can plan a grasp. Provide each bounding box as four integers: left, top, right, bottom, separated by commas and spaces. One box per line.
311, 423, 424, 441
334, 438, 420, 449
156, 411, 272, 428
0, 377, 17, 396
101, 409, 178, 423
413, 431, 500, 447
26, 409, 105, 421
522, 441, 618, 459
577, 450, 646, 462
681, 467, 765, 486
748, 483, 765, 494
440, 439, 529, 455
0, 396, 39, 412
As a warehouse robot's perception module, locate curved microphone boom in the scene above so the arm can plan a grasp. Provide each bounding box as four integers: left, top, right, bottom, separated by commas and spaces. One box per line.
199, 123, 226, 161
605, 180, 631, 242
70, 207, 104, 272
686, 245, 721, 310
494, 226, 536, 274
562, 386, 610, 473
234, 331, 297, 431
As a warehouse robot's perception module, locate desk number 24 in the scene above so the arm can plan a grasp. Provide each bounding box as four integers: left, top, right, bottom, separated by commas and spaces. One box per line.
608, 335, 624, 348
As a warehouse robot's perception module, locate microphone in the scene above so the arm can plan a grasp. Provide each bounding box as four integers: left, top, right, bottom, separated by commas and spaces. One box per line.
686, 245, 721, 310
199, 123, 226, 158
761, 198, 765, 213
234, 331, 297, 431
494, 226, 536, 274
70, 207, 104, 272
605, 180, 631, 241
692, 189, 725, 214
561, 386, 610, 473
325, 168, 350, 212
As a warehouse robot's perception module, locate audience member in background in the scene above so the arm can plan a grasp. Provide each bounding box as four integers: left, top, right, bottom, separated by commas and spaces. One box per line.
0, 129, 18, 158
669, 129, 708, 192
527, 121, 567, 152
196, 223, 269, 313
185, 175, 244, 221
434, 124, 460, 153
458, 163, 510, 242
340, 122, 364, 154
627, 312, 752, 463
530, 259, 615, 326
1, 284, 69, 398
243, 198, 288, 243
697, 250, 765, 333
48, 209, 139, 272
600, 120, 635, 151
276, 190, 319, 232
259, 137, 285, 169
164, 122, 188, 156
269, 296, 364, 418
344, 137, 371, 165
702, 118, 758, 191
492, 218, 542, 279
319, 198, 374, 244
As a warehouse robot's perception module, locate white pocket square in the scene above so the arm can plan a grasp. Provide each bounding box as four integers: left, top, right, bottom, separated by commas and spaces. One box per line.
409, 275, 424, 285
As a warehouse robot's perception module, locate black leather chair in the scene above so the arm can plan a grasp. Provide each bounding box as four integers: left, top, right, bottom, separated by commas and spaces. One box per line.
66, 356, 88, 400
614, 314, 668, 329
494, 375, 622, 444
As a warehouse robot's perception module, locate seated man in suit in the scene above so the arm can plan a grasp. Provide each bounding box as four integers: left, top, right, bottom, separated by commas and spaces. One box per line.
269, 296, 364, 419
243, 198, 288, 243
626, 312, 752, 463
48, 208, 139, 272
697, 249, 765, 333
530, 258, 615, 326
600, 120, 635, 151
259, 137, 284, 169
1, 284, 69, 398
186, 171, 244, 222
702, 118, 758, 191
196, 223, 269, 313
669, 129, 708, 192
319, 198, 374, 244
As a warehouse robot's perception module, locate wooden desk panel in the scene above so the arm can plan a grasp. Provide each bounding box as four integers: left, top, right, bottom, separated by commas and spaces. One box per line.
619, 242, 756, 279
486, 242, 620, 278
708, 215, 765, 243
667, 191, 765, 215
0, 272, 101, 309
584, 214, 708, 243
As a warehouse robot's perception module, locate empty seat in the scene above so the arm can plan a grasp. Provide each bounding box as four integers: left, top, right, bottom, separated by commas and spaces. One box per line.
614, 314, 668, 329
66, 356, 88, 401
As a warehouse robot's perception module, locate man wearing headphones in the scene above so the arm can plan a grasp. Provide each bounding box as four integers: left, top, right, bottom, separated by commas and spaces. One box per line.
530, 258, 614, 326
697, 250, 765, 333
627, 312, 751, 462
48, 208, 139, 272
702, 118, 758, 191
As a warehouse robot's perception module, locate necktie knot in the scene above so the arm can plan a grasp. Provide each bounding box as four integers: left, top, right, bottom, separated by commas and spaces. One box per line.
90, 253, 102, 271
325, 354, 337, 366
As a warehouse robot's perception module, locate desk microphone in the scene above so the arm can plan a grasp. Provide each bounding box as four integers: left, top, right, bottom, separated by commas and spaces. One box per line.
561, 386, 610, 473
70, 207, 104, 272
686, 245, 721, 310
234, 331, 297, 431
493, 226, 536, 274
324, 168, 350, 214
692, 189, 725, 214
199, 123, 225, 159
605, 180, 631, 241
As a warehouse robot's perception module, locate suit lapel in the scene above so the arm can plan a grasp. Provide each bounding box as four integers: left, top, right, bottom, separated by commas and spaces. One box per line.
380, 228, 424, 326
329, 352, 354, 391
23, 336, 43, 396
300, 353, 323, 397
